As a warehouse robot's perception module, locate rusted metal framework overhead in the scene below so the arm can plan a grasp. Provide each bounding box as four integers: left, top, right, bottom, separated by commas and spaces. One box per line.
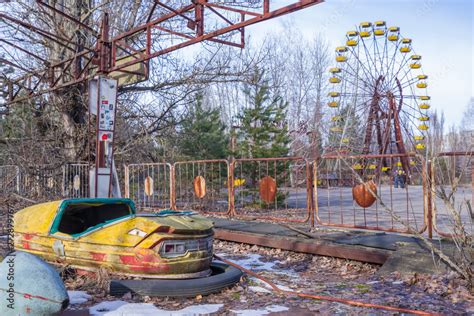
0, 0, 323, 109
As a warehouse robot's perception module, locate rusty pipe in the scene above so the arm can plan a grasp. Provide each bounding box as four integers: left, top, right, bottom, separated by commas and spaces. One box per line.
214, 255, 439, 316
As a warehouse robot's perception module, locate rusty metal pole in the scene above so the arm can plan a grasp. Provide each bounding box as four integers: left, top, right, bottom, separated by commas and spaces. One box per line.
98, 13, 110, 75
170, 164, 177, 210
124, 164, 130, 198
312, 159, 319, 228
426, 159, 433, 239
195, 0, 204, 37
263, 0, 270, 13
309, 160, 315, 228
228, 159, 235, 217
471, 158, 474, 207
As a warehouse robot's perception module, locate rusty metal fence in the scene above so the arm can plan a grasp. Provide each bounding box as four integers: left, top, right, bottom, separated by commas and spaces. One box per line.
0, 163, 90, 200
125, 163, 173, 211
0, 165, 19, 194
62, 163, 90, 198
174, 160, 230, 214
313, 154, 427, 234
124, 157, 312, 221
232, 157, 312, 223
431, 152, 473, 237
17, 165, 65, 199
1, 153, 471, 238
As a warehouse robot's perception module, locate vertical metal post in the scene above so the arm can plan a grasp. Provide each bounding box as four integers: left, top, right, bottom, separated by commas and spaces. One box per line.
240, 13, 245, 47
427, 159, 433, 239
195, 0, 204, 37
15, 166, 20, 194
228, 159, 235, 217
62, 164, 66, 197
124, 164, 130, 198
312, 159, 318, 228
263, 0, 270, 13
471, 158, 474, 207
170, 164, 176, 210
308, 160, 315, 228
98, 13, 110, 74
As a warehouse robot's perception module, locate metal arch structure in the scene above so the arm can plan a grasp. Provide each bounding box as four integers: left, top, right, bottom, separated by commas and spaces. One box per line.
0, 0, 324, 108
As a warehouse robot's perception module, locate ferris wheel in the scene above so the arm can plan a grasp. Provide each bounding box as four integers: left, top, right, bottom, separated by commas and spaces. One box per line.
326, 21, 430, 173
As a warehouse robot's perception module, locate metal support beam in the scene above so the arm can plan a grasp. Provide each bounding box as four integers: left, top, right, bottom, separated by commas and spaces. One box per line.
2, 0, 324, 105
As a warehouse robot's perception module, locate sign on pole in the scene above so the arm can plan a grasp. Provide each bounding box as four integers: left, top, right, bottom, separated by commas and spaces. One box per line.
89, 76, 120, 198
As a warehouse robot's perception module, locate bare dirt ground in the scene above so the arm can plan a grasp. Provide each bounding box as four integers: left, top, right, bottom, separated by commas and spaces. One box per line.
62, 241, 473, 315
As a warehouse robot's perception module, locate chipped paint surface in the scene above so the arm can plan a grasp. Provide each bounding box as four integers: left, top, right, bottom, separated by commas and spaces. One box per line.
14, 199, 214, 278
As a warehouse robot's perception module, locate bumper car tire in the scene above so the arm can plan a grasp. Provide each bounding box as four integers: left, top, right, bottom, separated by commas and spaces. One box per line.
109, 261, 243, 297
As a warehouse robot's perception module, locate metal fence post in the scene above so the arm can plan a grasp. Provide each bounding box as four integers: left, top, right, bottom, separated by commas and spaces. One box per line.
15, 166, 20, 194
170, 164, 176, 210
228, 158, 235, 217
426, 159, 433, 239
62, 164, 66, 197
124, 164, 130, 198
310, 160, 316, 228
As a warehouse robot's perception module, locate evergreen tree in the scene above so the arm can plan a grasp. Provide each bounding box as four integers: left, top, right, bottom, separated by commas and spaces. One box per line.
236, 68, 290, 158
179, 93, 228, 159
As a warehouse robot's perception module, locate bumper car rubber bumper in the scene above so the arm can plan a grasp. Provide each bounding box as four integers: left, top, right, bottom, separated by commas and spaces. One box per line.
109, 261, 244, 297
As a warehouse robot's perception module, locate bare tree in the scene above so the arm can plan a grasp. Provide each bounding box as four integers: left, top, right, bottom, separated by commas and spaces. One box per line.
0, 1, 256, 167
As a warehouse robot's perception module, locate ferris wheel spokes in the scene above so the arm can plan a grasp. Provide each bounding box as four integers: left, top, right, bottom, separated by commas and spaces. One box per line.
326, 21, 431, 172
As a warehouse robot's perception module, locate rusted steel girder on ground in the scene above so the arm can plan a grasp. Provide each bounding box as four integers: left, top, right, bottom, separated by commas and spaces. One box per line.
1, 0, 324, 107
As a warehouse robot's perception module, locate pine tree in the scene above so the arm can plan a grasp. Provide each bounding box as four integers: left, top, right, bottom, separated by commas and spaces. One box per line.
236, 68, 290, 158
179, 93, 228, 159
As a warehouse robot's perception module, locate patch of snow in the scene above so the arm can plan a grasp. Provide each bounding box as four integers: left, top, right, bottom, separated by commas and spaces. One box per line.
90, 301, 128, 315
251, 277, 295, 293
273, 284, 292, 292
366, 281, 379, 284
215, 253, 298, 277
392, 281, 404, 285
68, 291, 92, 305
216, 253, 278, 271
89, 301, 223, 316
266, 305, 289, 313
177, 304, 224, 315
248, 286, 272, 293
231, 305, 289, 316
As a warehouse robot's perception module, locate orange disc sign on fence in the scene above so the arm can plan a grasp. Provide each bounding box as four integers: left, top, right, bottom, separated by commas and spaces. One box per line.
193, 176, 206, 198
144, 176, 154, 196
352, 180, 377, 208
259, 176, 277, 204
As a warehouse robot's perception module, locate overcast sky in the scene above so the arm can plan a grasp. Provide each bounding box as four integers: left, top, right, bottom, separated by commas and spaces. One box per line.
241, 0, 473, 127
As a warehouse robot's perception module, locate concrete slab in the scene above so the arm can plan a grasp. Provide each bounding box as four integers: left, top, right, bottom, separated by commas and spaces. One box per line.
377, 242, 450, 276
212, 217, 302, 237
210, 217, 461, 276
333, 233, 422, 251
